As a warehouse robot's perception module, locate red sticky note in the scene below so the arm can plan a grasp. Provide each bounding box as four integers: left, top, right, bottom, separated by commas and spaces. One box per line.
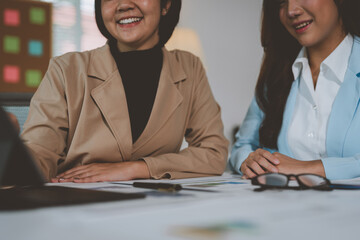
3, 65, 20, 83
4, 9, 20, 26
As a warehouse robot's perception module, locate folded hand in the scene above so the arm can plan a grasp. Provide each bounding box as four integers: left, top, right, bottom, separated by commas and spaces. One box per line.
241, 149, 280, 178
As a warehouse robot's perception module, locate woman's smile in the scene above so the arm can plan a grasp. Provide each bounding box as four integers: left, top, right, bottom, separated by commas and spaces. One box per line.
117, 16, 143, 28
293, 20, 313, 34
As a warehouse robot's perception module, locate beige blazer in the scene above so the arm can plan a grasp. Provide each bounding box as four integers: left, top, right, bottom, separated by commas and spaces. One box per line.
21, 44, 229, 181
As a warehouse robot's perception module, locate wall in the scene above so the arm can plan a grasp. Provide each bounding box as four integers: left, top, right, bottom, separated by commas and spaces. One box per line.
179, 0, 263, 144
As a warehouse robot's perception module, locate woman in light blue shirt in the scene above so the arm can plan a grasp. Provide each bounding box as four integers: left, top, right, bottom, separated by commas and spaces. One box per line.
230, 0, 360, 180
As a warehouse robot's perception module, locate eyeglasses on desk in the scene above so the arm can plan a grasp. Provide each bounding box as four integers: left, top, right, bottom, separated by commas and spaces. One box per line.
251, 173, 333, 191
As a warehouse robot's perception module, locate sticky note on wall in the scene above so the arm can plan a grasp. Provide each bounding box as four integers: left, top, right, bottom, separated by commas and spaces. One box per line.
1, 0, 51, 93
25, 69, 42, 87
4, 9, 20, 26
29, 40, 43, 56
3, 65, 20, 83
4, 35, 20, 54
30, 7, 45, 25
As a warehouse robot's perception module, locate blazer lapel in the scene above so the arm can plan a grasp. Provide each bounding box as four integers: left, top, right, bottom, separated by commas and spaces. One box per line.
327, 37, 360, 157
132, 48, 186, 153
89, 44, 133, 161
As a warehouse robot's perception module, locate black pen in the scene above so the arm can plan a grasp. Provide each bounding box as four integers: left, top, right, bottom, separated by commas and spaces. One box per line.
133, 182, 217, 193
113, 182, 217, 193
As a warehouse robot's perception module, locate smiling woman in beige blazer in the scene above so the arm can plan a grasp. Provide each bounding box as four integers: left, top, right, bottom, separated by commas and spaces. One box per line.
21, 0, 228, 182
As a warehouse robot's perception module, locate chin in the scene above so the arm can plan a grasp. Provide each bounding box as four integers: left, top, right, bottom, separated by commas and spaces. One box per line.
295, 37, 317, 48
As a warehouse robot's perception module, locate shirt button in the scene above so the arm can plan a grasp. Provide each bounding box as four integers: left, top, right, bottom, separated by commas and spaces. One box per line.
307, 132, 314, 138
313, 105, 318, 110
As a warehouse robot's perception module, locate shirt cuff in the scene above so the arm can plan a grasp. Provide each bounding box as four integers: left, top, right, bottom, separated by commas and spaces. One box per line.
321, 156, 360, 180
229, 147, 252, 175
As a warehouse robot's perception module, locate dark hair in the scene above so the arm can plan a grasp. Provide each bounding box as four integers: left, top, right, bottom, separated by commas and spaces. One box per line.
257, 0, 360, 149
95, 0, 181, 46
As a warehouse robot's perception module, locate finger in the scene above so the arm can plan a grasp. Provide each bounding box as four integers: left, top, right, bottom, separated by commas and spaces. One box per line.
58, 177, 74, 183
73, 175, 100, 183
257, 158, 279, 173
61, 168, 94, 179
71, 171, 95, 179
242, 165, 257, 179
57, 165, 91, 177
258, 150, 280, 165
51, 178, 59, 183
248, 161, 266, 175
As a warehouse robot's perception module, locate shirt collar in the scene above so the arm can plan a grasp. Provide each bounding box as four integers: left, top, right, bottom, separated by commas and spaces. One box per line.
291, 34, 353, 83
292, 47, 307, 81
322, 34, 353, 84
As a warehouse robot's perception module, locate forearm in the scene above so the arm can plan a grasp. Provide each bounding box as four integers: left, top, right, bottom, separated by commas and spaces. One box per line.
321, 155, 360, 180
143, 145, 228, 179
229, 97, 265, 174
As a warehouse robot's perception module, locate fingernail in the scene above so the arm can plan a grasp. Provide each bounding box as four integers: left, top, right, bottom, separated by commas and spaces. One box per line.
59, 178, 65, 181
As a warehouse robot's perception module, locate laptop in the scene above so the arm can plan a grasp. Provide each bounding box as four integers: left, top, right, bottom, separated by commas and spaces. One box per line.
0, 107, 145, 210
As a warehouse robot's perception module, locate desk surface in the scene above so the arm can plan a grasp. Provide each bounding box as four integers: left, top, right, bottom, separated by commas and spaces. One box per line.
1, 173, 360, 240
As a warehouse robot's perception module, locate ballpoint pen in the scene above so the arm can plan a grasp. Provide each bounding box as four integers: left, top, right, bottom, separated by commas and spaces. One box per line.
133, 182, 217, 192
113, 182, 217, 193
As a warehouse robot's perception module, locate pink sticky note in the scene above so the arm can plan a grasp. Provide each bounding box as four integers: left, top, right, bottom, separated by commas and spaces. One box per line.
4, 9, 20, 26
3, 65, 20, 83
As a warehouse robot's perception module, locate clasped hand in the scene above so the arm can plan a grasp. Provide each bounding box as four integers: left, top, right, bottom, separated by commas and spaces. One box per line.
240, 149, 321, 179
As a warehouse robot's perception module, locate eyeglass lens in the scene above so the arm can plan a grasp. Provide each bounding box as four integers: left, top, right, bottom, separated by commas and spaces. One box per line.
297, 175, 328, 187
257, 174, 288, 187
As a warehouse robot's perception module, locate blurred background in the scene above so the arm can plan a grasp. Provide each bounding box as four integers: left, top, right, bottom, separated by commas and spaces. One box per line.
0, 0, 263, 145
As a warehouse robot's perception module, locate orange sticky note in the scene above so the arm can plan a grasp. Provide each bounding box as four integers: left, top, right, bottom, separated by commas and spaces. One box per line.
4, 9, 20, 26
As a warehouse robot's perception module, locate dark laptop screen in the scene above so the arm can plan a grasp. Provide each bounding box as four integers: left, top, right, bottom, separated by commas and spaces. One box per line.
0, 107, 44, 187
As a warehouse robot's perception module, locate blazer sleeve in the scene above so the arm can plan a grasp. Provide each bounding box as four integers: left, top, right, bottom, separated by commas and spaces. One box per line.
321, 155, 360, 180
21, 58, 68, 181
142, 57, 229, 179
229, 97, 264, 175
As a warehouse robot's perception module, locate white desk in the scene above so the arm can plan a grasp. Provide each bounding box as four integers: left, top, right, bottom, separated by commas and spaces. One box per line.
1, 173, 360, 240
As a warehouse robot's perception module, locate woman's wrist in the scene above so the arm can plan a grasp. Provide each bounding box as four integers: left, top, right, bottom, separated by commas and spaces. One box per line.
131, 159, 150, 179
305, 160, 326, 177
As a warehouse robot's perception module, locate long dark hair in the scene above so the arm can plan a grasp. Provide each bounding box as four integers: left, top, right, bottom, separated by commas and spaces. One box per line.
94, 0, 181, 47
257, 0, 360, 149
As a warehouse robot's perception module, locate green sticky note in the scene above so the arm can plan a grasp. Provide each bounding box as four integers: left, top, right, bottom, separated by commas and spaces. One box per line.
30, 7, 45, 25
4, 35, 20, 54
25, 70, 42, 87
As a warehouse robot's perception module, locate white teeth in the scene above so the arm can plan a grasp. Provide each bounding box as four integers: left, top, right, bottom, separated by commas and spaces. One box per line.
295, 21, 311, 29
118, 17, 142, 24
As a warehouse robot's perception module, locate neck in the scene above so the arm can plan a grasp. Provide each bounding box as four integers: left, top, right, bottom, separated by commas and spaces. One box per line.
307, 30, 346, 87
116, 35, 160, 52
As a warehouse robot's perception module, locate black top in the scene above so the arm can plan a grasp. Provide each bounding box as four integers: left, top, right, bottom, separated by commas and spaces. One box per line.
109, 41, 163, 143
